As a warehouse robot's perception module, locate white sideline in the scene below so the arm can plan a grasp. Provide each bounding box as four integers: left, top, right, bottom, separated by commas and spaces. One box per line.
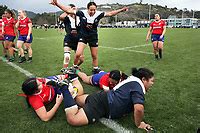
0, 57, 34, 77
0, 56, 133, 133
119, 43, 152, 50
100, 118, 132, 133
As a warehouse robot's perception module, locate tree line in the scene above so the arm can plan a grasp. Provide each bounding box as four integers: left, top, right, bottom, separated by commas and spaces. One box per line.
1, 4, 200, 25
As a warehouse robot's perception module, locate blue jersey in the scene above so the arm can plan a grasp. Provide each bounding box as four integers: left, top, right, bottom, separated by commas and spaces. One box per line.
76, 10, 105, 36
107, 76, 146, 119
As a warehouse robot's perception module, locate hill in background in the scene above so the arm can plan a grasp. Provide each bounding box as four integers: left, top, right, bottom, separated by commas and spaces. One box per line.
1, 3, 200, 25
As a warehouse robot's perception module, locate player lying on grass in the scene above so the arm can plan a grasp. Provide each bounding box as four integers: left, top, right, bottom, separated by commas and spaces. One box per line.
60, 67, 154, 131
21, 74, 84, 121
62, 68, 128, 91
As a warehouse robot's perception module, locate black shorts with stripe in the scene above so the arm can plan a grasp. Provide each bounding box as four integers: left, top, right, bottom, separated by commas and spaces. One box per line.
79, 34, 98, 47
63, 34, 79, 51
83, 91, 110, 124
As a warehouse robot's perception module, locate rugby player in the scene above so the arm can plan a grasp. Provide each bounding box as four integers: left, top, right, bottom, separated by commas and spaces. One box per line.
0, 14, 6, 58
146, 14, 166, 60
21, 73, 84, 121
16, 10, 33, 63
50, 0, 128, 74
63, 68, 128, 91
59, 4, 84, 69
2, 9, 17, 62
59, 67, 154, 131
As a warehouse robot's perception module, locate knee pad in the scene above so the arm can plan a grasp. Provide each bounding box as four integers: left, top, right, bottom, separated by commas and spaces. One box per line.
64, 51, 71, 64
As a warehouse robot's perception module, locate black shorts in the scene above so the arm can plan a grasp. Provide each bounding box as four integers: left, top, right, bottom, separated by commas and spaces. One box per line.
63, 35, 79, 51
83, 91, 109, 124
79, 34, 98, 47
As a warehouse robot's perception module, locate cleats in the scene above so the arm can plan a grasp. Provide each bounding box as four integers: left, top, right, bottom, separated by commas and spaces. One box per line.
92, 68, 101, 74
19, 56, 26, 63
61, 67, 77, 75
27, 57, 32, 63
9, 57, 15, 62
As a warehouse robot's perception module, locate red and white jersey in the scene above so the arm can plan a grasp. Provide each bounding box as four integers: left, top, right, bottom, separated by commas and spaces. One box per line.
99, 73, 116, 90
0, 19, 3, 32
28, 84, 55, 110
150, 20, 166, 35
0, 19, 3, 35
2, 17, 16, 36
18, 17, 32, 35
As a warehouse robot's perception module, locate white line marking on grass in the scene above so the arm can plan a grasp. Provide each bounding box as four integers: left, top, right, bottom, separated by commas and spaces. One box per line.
100, 46, 153, 55
100, 118, 132, 133
119, 43, 152, 50
0, 56, 133, 133
0, 57, 34, 77
35, 37, 46, 40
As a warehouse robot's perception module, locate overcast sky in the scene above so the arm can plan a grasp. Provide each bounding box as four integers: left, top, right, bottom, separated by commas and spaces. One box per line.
1, 0, 200, 13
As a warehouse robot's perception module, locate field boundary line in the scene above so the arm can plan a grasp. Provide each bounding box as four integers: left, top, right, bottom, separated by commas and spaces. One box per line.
100, 118, 132, 133
99, 46, 153, 55
0, 57, 34, 77
0, 56, 133, 133
119, 43, 152, 50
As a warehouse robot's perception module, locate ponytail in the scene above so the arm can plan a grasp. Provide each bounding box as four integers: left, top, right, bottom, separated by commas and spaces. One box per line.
131, 67, 154, 80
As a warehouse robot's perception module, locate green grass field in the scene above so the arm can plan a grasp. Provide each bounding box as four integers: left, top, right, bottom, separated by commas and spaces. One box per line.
0, 28, 200, 132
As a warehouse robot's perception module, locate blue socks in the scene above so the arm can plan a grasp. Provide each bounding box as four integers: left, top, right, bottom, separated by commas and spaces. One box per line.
60, 85, 76, 109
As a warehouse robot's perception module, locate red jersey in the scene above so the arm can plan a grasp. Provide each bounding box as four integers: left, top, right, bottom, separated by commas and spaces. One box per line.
28, 84, 55, 110
0, 19, 3, 35
2, 17, 16, 36
0, 19, 3, 39
150, 20, 166, 35
99, 73, 116, 90
18, 17, 32, 35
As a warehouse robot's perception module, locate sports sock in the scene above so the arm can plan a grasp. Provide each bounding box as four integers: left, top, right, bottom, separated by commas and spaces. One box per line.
76, 69, 80, 75
155, 54, 158, 60
60, 85, 76, 109
73, 64, 78, 68
159, 49, 162, 59
93, 66, 99, 69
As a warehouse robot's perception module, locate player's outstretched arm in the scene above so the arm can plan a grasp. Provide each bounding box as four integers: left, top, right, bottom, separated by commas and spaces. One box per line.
50, 0, 75, 14
133, 104, 152, 131
105, 7, 128, 17
59, 12, 68, 21
35, 94, 63, 121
